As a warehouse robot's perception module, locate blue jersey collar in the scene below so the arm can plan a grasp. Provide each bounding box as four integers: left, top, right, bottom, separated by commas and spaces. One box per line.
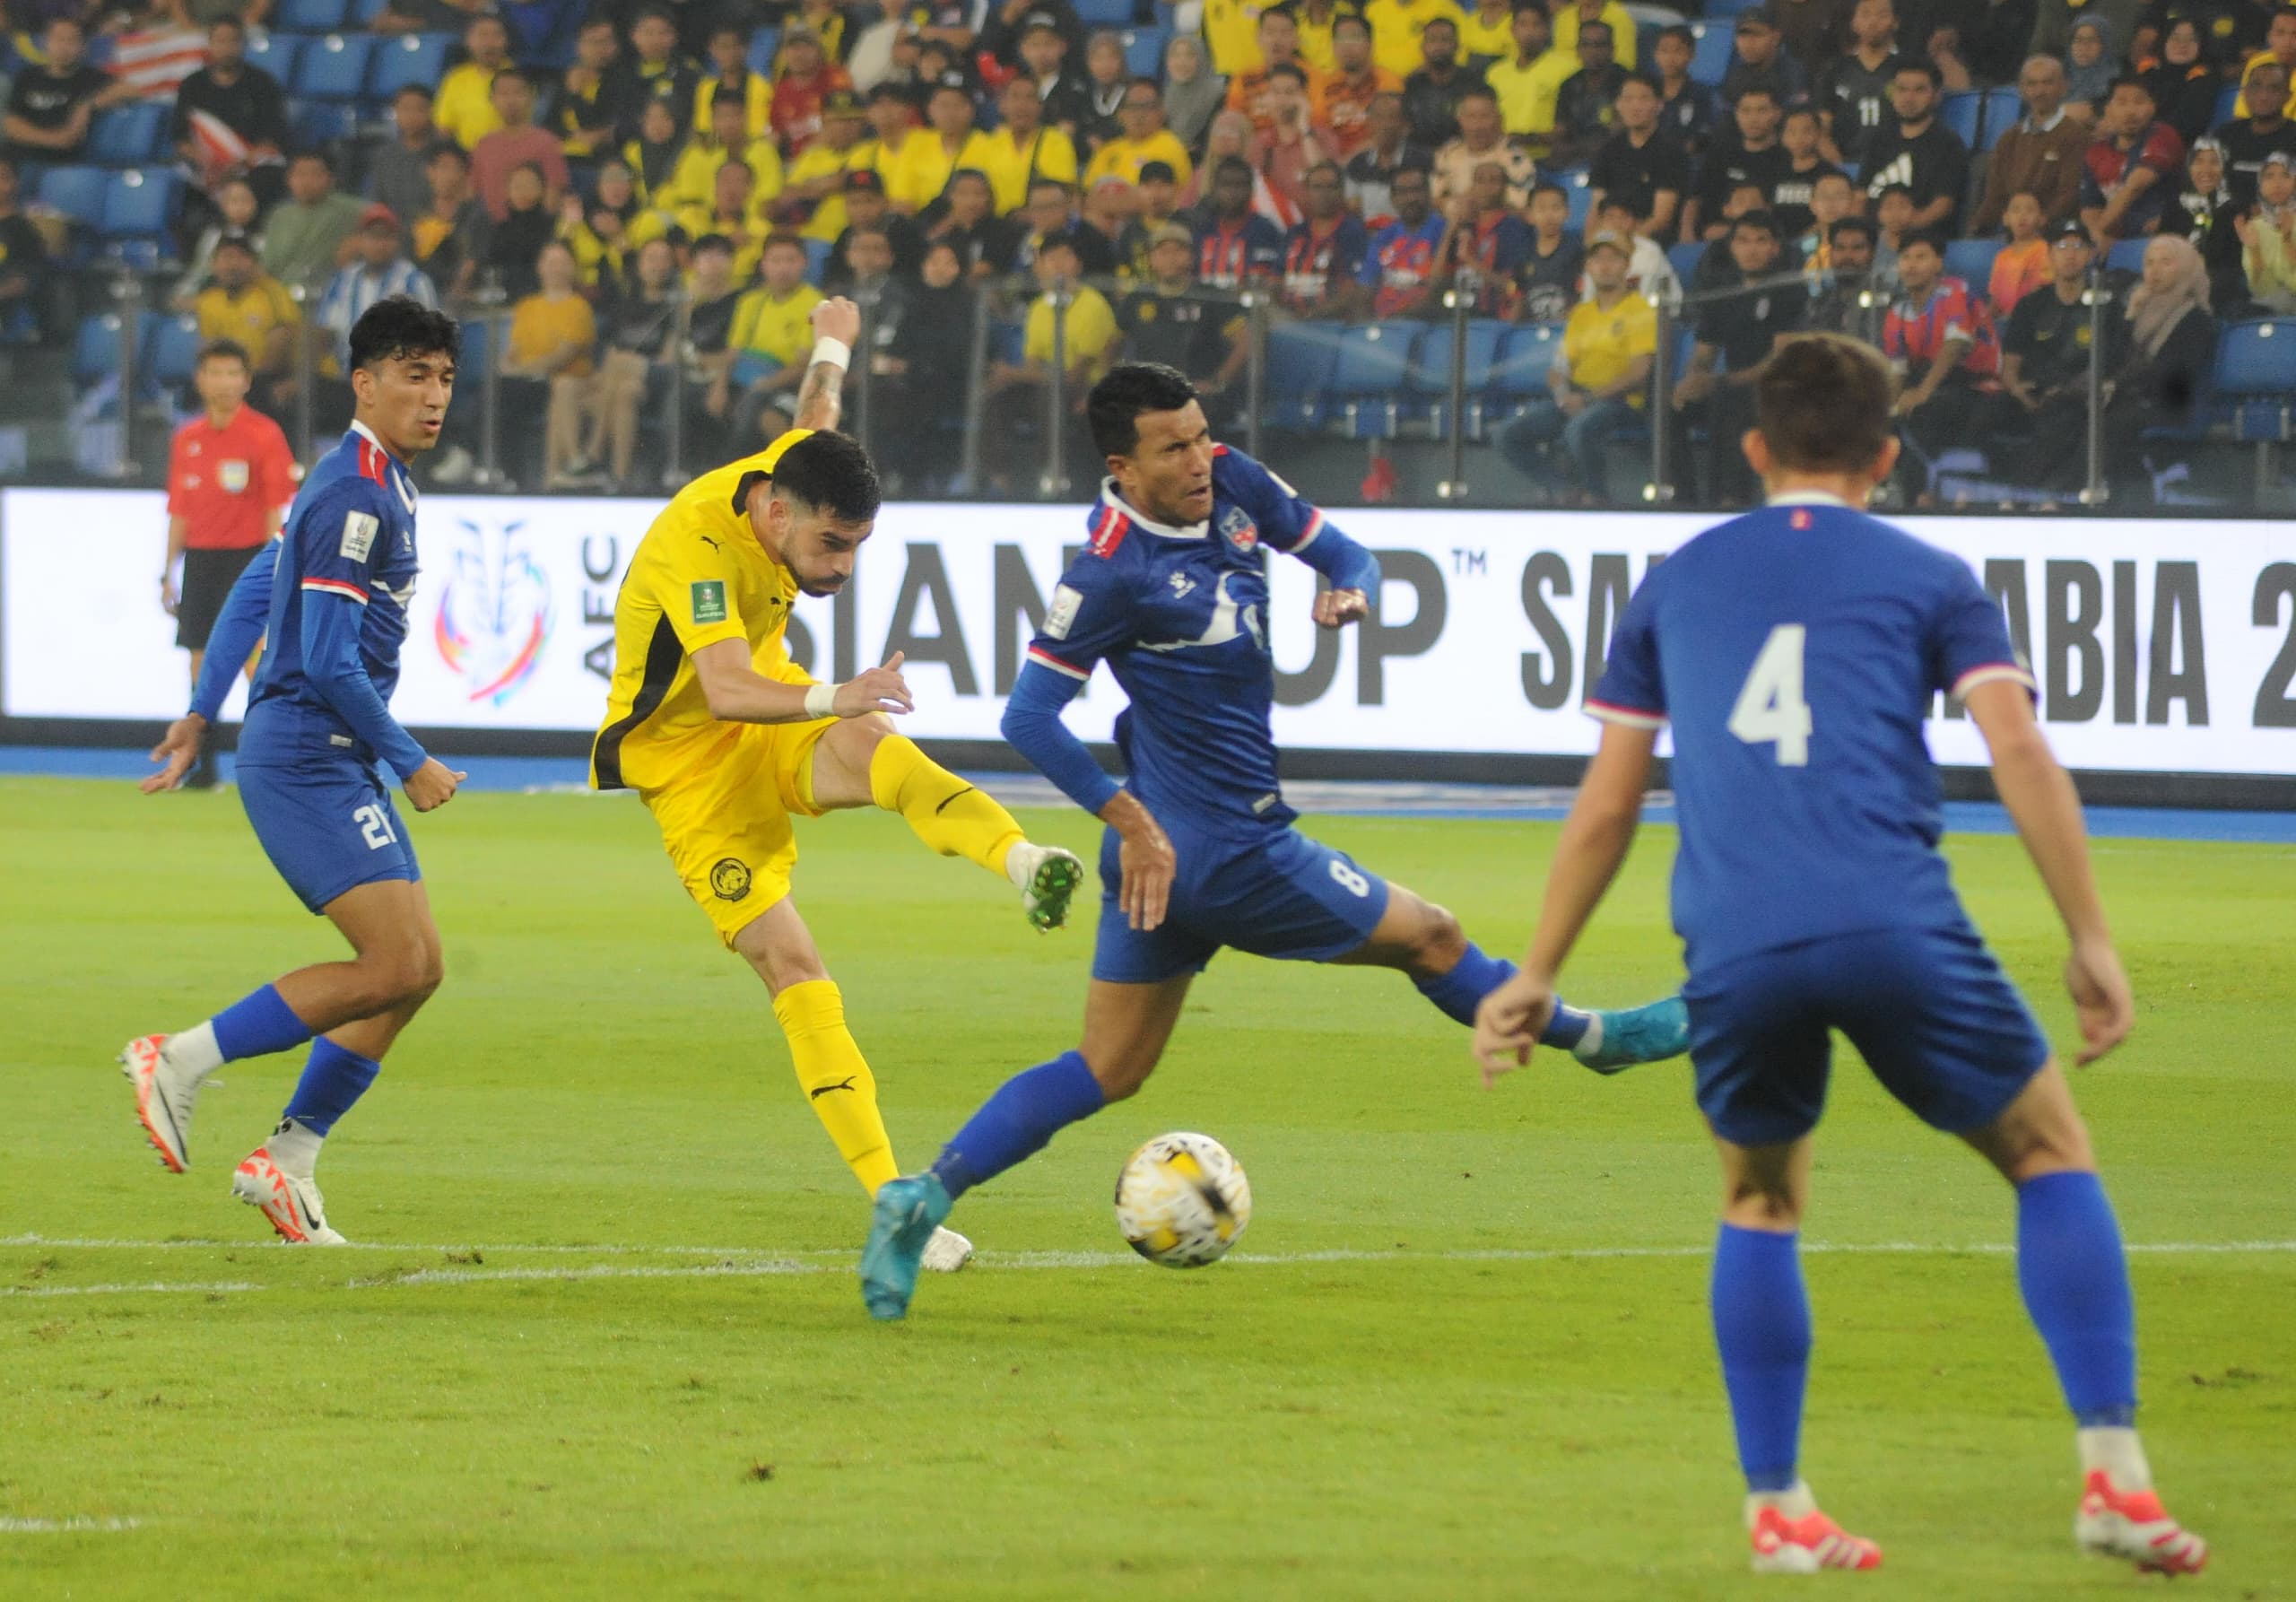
1100, 481, 1208, 540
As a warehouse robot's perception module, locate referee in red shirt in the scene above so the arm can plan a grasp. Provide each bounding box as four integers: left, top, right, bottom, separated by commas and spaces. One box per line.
161, 339, 300, 788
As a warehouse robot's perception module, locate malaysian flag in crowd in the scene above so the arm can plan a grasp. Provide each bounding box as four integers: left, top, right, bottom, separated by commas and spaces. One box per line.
107, 25, 207, 100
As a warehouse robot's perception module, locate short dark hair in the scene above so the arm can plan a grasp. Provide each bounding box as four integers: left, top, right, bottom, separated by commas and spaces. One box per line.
1658, 22, 1695, 46
491, 63, 531, 88
1618, 71, 1660, 96
1735, 83, 1779, 104
395, 82, 434, 102
1422, 13, 1457, 34
290, 148, 333, 170
1269, 61, 1308, 84
691, 231, 734, 257
1755, 334, 1896, 473
196, 338, 249, 370
1213, 154, 1253, 183
1529, 179, 1567, 204
1783, 104, 1819, 126
2109, 73, 2154, 100
348, 295, 459, 372
1732, 208, 1781, 239
1088, 361, 1198, 458
209, 14, 244, 32
1898, 227, 1945, 257
1892, 58, 1942, 86
1874, 181, 1917, 204
1334, 11, 1370, 35
1579, 19, 1612, 41
761, 231, 807, 256
772, 429, 882, 526
1457, 83, 1498, 104
1827, 214, 1878, 245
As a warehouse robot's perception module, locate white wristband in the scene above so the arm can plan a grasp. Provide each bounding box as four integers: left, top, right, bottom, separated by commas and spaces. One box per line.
804, 681, 839, 719
810, 336, 852, 371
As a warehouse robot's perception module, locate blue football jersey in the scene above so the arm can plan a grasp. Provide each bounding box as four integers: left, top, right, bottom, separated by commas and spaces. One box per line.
1590, 494, 2034, 972
1024, 446, 1337, 835
242, 423, 422, 765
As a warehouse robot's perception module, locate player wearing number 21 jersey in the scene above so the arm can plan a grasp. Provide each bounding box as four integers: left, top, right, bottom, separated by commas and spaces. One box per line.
858, 361, 1692, 1320
1473, 333, 2205, 1576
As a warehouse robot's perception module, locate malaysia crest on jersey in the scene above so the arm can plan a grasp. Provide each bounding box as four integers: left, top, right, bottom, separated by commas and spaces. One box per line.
1218, 504, 1258, 551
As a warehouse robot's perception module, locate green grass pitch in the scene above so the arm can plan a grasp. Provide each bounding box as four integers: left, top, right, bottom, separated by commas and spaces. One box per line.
2, 775, 2291, 1600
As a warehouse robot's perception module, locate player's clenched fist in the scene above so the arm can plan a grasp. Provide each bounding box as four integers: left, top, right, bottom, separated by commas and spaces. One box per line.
403, 758, 467, 812
1313, 587, 1370, 629
811, 296, 862, 350
834, 650, 914, 717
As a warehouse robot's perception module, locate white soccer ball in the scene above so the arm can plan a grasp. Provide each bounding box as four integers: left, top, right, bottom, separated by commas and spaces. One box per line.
1114, 1132, 1252, 1267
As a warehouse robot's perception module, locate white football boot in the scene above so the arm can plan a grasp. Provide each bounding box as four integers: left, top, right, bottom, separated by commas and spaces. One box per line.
231, 1146, 348, 1245
1006, 843, 1085, 932
921, 1225, 975, 1273
120, 1034, 204, 1172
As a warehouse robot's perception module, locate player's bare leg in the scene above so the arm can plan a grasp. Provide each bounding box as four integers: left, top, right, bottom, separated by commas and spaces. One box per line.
733, 896, 972, 1269
1330, 881, 1689, 1071
1961, 1064, 2206, 1574
1706, 1133, 1883, 1572
804, 713, 1084, 931
863, 975, 1195, 1320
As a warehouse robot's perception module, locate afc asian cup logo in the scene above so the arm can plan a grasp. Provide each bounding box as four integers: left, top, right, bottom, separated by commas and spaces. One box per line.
1218, 505, 1258, 551
433, 518, 554, 706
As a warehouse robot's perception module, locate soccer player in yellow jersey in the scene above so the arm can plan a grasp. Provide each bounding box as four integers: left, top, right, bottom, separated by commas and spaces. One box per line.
593, 298, 1084, 1268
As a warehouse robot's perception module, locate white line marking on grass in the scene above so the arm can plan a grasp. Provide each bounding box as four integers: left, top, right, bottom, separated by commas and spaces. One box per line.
3, 1241, 2289, 1299
0, 1517, 143, 1533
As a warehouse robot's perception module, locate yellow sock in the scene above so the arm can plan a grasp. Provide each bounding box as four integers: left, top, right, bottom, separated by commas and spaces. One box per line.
771, 979, 898, 1197
869, 735, 1023, 877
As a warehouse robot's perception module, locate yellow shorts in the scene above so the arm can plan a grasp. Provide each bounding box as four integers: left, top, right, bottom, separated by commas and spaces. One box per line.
641, 716, 838, 948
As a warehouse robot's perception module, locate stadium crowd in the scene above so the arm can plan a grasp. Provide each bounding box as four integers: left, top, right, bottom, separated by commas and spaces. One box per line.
2, 0, 2292, 502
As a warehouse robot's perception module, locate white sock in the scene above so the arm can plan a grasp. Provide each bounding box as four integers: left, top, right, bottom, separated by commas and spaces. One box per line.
1744, 1481, 1816, 1527
1004, 841, 1041, 889
161, 1022, 224, 1078
2078, 1426, 2152, 1490
266, 1118, 325, 1180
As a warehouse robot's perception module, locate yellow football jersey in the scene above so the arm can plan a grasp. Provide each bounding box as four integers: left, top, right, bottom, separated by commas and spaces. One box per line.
592, 430, 819, 793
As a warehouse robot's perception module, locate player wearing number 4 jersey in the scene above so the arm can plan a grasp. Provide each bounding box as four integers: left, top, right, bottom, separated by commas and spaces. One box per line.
858, 362, 1691, 1320
1474, 333, 2206, 1576
124, 298, 467, 1248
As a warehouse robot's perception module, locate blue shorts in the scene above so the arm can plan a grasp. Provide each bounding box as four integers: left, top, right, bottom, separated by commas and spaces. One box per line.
238, 756, 421, 915
1091, 816, 1390, 985
1683, 922, 2051, 1147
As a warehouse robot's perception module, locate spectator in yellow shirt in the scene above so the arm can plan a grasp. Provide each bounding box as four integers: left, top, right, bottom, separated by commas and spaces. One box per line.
987, 231, 1117, 488
1499, 230, 1654, 502
500, 239, 599, 486
1229, 8, 1329, 133
1291, 0, 1364, 74
983, 74, 1080, 214
2234, 16, 2296, 118
725, 233, 827, 445
782, 91, 871, 241
1552, 0, 1639, 71
1201, 0, 1271, 78
557, 162, 668, 297
675, 160, 770, 281
848, 84, 926, 194
894, 79, 1001, 211
695, 21, 775, 144
1083, 81, 1196, 189
662, 95, 786, 225
1457, 0, 1518, 63
193, 233, 300, 421
435, 14, 512, 151
1483, 3, 1574, 151
1364, 0, 1467, 79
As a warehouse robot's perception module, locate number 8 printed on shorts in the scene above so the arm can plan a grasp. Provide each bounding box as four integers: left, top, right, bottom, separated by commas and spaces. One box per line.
1729, 624, 1813, 767
1328, 858, 1370, 897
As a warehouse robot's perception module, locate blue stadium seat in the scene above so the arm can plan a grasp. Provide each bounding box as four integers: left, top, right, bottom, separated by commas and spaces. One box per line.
456, 318, 491, 387
352, 0, 392, 23
746, 27, 782, 74
1944, 238, 2002, 295
1074, 0, 1135, 23
1688, 22, 1735, 87
1977, 85, 2021, 149
37, 164, 108, 227
1327, 323, 1421, 439
1564, 170, 1593, 231
150, 314, 206, 387
2214, 318, 2296, 397
370, 32, 453, 100
1264, 319, 1344, 432
804, 237, 832, 284
73, 310, 159, 385
88, 103, 167, 166
1940, 91, 1985, 148
290, 98, 364, 146
293, 34, 375, 100
2105, 238, 2148, 274
1123, 24, 1169, 79
1405, 318, 1509, 439
1666, 238, 1706, 286
990, 321, 1024, 365
1487, 323, 1562, 420
2213, 83, 2240, 125
100, 169, 179, 240
243, 30, 300, 85
275, 0, 350, 33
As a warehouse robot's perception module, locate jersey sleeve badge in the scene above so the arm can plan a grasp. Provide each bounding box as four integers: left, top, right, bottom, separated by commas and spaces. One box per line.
1045, 583, 1084, 640
339, 509, 380, 562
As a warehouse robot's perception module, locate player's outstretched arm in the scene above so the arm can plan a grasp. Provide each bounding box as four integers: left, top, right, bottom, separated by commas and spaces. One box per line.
1001, 657, 1176, 930
144, 541, 278, 793
791, 297, 862, 433
692, 639, 914, 724
1474, 722, 1657, 1083
1965, 678, 2133, 1065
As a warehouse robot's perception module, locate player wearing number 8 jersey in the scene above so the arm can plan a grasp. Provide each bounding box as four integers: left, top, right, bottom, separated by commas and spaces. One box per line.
1474, 332, 2206, 1576
122, 297, 467, 1248
857, 361, 1692, 1320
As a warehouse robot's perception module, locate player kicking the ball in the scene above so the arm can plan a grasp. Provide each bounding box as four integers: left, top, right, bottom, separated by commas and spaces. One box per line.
125, 298, 465, 1244
858, 362, 1690, 1319
1472, 333, 2206, 1576
591, 297, 1082, 1271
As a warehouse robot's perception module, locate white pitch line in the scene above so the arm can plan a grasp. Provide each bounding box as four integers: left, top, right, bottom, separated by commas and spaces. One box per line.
3, 1241, 2290, 1300
0, 1518, 143, 1534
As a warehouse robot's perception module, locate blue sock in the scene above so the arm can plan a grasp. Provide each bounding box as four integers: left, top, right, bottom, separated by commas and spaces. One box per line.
1411, 943, 1589, 1048
929, 1050, 1105, 1200
211, 983, 314, 1063
1711, 1224, 1811, 1493
280, 1038, 381, 1136
2016, 1171, 2137, 1428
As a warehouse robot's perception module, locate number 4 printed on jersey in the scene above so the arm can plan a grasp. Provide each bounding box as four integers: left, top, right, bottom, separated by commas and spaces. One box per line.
1729, 624, 1813, 767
